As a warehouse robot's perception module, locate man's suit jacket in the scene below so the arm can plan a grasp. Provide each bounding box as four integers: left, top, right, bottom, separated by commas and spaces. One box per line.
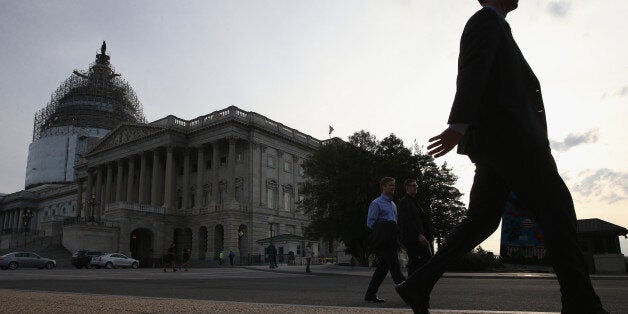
397, 195, 433, 245
448, 7, 549, 156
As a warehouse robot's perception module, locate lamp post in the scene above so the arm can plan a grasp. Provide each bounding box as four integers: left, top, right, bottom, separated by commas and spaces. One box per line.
267, 216, 276, 269
238, 229, 244, 266
88, 193, 95, 222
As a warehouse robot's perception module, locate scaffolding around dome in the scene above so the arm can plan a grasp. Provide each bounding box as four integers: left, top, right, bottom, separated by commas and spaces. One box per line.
32, 47, 146, 141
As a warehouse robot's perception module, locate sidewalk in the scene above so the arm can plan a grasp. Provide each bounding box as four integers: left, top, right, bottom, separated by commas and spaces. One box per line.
243, 264, 628, 280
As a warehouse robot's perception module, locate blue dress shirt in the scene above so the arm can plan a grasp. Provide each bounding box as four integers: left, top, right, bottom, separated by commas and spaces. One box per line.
367, 194, 398, 230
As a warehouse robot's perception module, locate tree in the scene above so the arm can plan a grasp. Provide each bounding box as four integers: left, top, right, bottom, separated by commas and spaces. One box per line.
301, 131, 466, 266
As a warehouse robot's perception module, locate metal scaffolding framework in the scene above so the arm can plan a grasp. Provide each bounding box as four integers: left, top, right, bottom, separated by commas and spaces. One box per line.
32, 44, 146, 141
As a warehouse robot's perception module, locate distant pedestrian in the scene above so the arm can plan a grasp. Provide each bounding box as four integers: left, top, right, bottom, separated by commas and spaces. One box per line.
179, 248, 191, 271
268, 243, 278, 269
364, 177, 405, 303
229, 250, 235, 266
164, 242, 177, 272
397, 179, 433, 276
218, 251, 224, 265
304, 243, 313, 273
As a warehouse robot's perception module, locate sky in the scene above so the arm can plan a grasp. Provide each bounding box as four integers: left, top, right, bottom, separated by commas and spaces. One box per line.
1, 0, 626, 254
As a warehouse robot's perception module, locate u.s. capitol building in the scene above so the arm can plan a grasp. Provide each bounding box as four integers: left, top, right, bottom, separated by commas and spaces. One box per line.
0, 43, 324, 265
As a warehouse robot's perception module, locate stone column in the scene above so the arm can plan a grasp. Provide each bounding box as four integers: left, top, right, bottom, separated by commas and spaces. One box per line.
116, 160, 124, 202
227, 137, 236, 200
12, 210, 18, 231
0, 212, 5, 233
8, 210, 14, 232
183, 149, 190, 209
95, 167, 103, 220
17, 209, 24, 231
151, 149, 161, 206
138, 152, 147, 204
127, 156, 136, 203
86, 170, 94, 217
164, 146, 174, 210
77, 179, 83, 217
211, 141, 220, 205
277, 150, 283, 210
105, 163, 113, 206
195, 145, 205, 209
259, 144, 266, 206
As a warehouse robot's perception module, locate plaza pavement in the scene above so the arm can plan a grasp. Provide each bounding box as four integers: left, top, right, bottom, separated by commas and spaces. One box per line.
2, 265, 624, 313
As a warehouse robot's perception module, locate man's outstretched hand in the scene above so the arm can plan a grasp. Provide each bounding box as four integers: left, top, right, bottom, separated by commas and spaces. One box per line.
427, 128, 464, 158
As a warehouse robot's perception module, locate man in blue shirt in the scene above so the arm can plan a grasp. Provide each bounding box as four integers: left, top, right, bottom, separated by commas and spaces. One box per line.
364, 177, 405, 303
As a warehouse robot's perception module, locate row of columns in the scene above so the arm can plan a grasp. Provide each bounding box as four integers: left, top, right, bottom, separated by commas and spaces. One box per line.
78, 138, 240, 217
0, 208, 26, 234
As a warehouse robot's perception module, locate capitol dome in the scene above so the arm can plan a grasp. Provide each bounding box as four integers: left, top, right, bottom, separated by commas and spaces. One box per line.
26, 42, 146, 188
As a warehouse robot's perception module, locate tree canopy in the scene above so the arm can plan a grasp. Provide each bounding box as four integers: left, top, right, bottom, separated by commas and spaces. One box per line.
300, 131, 467, 266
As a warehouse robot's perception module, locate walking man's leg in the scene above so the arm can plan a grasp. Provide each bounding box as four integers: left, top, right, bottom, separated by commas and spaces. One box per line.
397, 162, 509, 311
506, 152, 605, 313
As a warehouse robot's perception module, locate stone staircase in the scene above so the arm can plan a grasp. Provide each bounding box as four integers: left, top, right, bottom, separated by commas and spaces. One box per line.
0, 235, 73, 268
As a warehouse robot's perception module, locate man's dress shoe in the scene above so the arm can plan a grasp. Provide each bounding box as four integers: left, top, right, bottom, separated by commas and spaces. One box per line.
395, 282, 430, 314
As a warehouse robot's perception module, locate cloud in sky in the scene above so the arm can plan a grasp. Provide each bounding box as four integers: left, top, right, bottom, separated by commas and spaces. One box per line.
547, 0, 572, 18
572, 169, 628, 204
550, 129, 599, 152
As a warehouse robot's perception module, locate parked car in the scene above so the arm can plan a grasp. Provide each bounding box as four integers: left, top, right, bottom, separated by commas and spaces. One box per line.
71, 250, 103, 269
91, 253, 139, 269
0, 252, 56, 270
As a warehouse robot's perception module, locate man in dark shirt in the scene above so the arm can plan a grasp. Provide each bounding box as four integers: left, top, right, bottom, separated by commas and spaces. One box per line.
364, 177, 405, 303
397, 179, 433, 276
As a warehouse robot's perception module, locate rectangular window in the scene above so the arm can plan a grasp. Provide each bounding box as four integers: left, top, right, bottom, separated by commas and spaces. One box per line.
267, 188, 275, 209
205, 160, 212, 170
220, 156, 227, 166
267, 155, 276, 168
283, 160, 292, 172
283, 192, 291, 211
299, 165, 305, 177
192, 163, 198, 173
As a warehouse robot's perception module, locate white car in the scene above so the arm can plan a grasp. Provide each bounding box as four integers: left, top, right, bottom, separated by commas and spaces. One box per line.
91, 253, 139, 269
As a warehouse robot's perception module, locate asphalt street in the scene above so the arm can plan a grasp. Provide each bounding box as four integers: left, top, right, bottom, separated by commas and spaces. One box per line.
0, 266, 626, 313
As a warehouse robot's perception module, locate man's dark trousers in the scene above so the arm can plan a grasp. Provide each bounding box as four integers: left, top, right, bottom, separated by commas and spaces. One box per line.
366, 221, 406, 297
404, 241, 431, 276
403, 150, 603, 313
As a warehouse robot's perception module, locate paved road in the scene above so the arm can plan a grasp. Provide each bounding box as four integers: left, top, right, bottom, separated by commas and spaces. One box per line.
0, 266, 626, 313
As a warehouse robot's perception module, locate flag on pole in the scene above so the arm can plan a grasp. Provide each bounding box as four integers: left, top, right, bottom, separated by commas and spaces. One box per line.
329, 125, 334, 136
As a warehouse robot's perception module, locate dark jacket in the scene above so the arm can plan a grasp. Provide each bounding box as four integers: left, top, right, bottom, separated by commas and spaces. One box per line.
397, 195, 433, 246
448, 7, 549, 156
371, 221, 400, 251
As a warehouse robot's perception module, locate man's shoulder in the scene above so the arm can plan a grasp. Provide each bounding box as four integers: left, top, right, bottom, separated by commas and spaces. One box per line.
466, 6, 503, 29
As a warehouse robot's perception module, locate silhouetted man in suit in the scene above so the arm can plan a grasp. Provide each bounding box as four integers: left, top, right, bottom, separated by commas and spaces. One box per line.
364, 177, 405, 303
398, 179, 433, 276
395, 1, 607, 313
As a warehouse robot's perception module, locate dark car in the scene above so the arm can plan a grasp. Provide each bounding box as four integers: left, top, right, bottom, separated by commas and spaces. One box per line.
71, 250, 103, 269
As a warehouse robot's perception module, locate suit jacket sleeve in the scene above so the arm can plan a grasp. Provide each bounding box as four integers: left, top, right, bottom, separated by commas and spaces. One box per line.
448, 8, 503, 126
